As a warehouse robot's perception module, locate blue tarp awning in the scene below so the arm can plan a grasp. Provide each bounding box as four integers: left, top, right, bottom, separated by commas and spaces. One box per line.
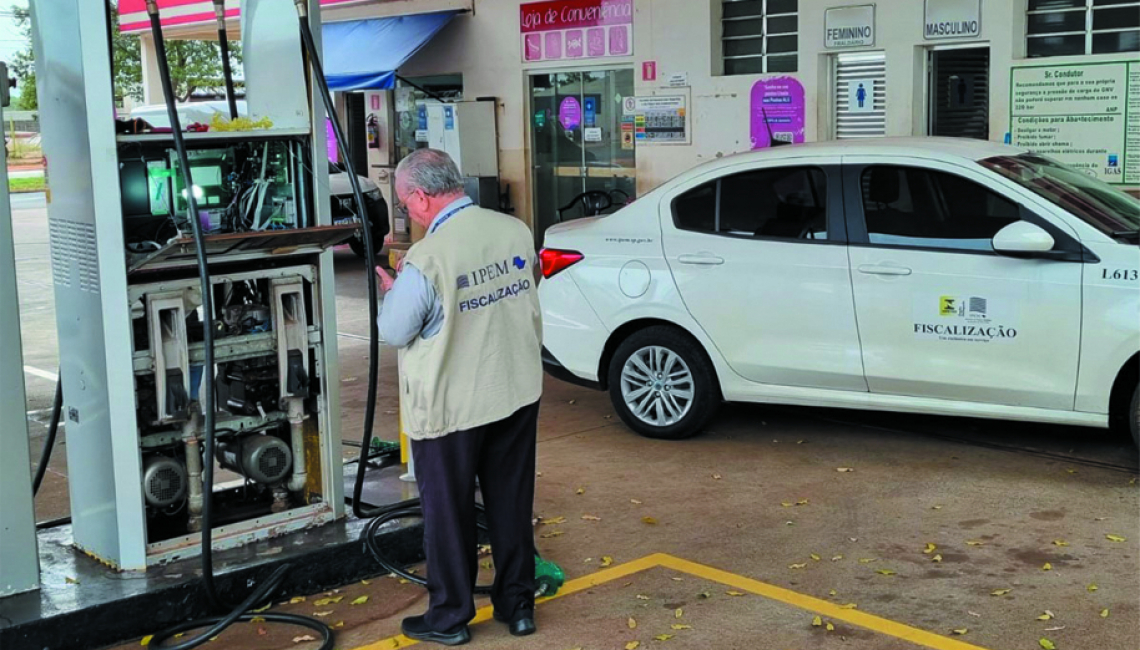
322, 11, 458, 91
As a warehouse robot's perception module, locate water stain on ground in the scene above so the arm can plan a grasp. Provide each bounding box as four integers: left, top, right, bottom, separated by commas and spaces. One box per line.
958, 519, 990, 529
1008, 548, 1075, 566
1029, 510, 1066, 521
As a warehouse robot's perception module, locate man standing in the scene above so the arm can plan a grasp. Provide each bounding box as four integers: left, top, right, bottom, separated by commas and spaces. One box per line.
376, 149, 543, 646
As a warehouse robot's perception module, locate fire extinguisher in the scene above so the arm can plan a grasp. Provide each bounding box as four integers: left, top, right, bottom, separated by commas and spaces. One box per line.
367, 114, 381, 149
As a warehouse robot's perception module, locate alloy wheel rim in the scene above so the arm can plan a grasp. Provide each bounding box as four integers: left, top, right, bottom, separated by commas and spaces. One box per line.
620, 346, 694, 427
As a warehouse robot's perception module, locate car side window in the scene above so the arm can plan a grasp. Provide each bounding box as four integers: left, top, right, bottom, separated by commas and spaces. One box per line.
860, 166, 1020, 252
673, 167, 829, 241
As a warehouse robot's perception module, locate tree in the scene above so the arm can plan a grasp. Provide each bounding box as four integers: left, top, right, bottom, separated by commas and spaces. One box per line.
9, 3, 242, 109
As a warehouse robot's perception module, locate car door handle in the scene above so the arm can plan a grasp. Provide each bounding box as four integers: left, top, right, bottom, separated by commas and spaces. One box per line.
858, 264, 912, 276
678, 254, 725, 266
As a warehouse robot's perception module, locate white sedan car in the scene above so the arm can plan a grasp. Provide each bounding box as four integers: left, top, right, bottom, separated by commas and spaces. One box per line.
538, 138, 1140, 447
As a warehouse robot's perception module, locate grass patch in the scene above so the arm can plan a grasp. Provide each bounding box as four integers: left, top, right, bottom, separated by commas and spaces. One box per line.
9, 176, 45, 193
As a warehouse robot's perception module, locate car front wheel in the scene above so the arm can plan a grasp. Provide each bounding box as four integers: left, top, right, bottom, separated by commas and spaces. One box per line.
607, 326, 719, 440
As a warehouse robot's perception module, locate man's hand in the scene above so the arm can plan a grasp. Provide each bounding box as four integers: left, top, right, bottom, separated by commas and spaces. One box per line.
375, 266, 396, 293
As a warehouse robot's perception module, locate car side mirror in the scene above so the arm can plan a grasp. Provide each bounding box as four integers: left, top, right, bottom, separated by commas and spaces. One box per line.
992, 221, 1056, 257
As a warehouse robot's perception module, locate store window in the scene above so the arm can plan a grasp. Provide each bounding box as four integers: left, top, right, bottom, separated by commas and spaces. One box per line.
673, 167, 828, 241
721, 0, 798, 75
1027, 0, 1140, 58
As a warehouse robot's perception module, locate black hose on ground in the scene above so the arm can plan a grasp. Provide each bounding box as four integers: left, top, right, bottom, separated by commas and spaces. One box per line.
31, 373, 62, 496
142, 4, 331, 649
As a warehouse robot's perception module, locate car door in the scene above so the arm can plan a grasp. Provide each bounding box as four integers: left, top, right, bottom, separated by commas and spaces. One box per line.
843, 157, 1083, 410
660, 158, 867, 392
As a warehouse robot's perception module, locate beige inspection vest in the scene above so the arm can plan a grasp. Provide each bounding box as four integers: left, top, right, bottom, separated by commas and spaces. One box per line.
399, 206, 543, 440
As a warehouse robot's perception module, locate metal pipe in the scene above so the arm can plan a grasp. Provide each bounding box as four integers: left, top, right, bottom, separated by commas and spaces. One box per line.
182, 410, 204, 532
286, 397, 307, 492
212, 0, 239, 120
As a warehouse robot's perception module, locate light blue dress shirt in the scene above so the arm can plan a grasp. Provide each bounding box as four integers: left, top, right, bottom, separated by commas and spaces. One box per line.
377, 197, 474, 348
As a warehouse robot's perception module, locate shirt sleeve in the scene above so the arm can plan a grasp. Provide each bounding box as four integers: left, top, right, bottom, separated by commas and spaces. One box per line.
378, 263, 437, 349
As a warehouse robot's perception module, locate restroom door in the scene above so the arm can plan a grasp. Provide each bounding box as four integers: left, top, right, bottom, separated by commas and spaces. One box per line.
929, 47, 989, 140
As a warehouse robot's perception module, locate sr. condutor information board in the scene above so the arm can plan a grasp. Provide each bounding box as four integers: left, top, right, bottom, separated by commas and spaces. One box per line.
1010, 60, 1137, 185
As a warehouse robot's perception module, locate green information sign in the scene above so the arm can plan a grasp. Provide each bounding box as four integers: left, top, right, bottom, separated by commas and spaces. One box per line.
1010, 60, 1137, 186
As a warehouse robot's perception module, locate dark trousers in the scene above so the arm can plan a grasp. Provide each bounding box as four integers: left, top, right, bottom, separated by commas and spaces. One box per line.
412, 400, 540, 631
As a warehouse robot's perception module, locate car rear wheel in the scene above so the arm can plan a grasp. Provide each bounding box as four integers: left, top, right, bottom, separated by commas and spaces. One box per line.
1129, 385, 1139, 449
607, 326, 719, 440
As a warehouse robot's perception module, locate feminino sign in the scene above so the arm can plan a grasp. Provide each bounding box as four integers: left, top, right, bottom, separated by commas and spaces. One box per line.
924, 0, 981, 40
520, 0, 634, 62
825, 5, 874, 49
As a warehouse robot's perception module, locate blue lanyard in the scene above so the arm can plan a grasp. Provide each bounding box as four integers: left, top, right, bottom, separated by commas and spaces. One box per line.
429, 200, 475, 234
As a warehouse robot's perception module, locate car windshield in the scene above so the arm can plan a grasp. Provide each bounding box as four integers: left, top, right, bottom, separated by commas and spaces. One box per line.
980, 153, 1140, 241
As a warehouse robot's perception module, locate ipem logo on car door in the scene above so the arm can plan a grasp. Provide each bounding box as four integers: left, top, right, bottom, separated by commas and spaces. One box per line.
914, 294, 1019, 343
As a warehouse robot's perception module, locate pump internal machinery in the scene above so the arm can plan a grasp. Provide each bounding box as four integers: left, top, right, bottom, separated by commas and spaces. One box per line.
35, 1, 351, 570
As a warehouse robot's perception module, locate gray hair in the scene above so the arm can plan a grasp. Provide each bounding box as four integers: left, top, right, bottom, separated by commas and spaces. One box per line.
395, 149, 464, 197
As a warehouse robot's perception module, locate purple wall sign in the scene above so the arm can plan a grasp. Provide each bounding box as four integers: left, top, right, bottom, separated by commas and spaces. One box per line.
519, 0, 634, 62
326, 118, 338, 163
750, 77, 806, 149
559, 97, 582, 130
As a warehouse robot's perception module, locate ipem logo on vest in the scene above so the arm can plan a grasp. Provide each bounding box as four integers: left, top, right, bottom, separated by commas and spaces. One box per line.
457, 254, 534, 314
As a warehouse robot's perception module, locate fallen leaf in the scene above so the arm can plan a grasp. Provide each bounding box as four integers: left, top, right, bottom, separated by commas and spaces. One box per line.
289, 596, 306, 604
65, 577, 79, 585
625, 642, 640, 650
859, 558, 876, 564
836, 467, 854, 472
642, 516, 658, 525
480, 560, 492, 569
1043, 562, 1052, 571
810, 554, 821, 561
1039, 638, 1056, 650
628, 617, 637, 629
581, 515, 602, 521
991, 588, 1013, 596
839, 603, 858, 610
781, 502, 794, 508
675, 608, 683, 618
1105, 534, 1126, 542
796, 499, 809, 506
789, 563, 807, 569
786, 521, 795, 526
312, 611, 333, 617
293, 635, 317, 643
350, 596, 369, 605
1087, 583, 1098, 592
968, 611, 980, 617
923, 543, 937, 554
671, 577, 684, 582
568, 399, 576, 405
575, 487, 585, 495
849, 537, 859, 542
797, 440, 805, 444
826, 622, 835, 631
398, 579, 410, 584
252, 603, 273, 613
831, 555, 844, 561
630, 499, 642, 504
712, 474, 722, 480
601, 556, 614, 567
932, 554, 943, 563
726, 591, 744, 596
536, 471, 543, 477
932, 505, 943, 510
636, 594, 650, 600
540, 530, 564, 538
1036, 611, 1054, 621
966, 540, 985, 546
541, 517, 567, 525
953, 628, 968, 635
876, 569, 897, 576
141, 636, 153, 646
1052, 540, 1069, 547
671, 624, 692, 630
654, 634, 674, 641
812, 616, 823, 627
333, 622, 344, 629
1045, 626, 1065, 632
1100, 608, 1109, 618
1065, 468, 1077, 474
361, 579, 371, 585
829, 589, 838, 596
250, 617, 266, 623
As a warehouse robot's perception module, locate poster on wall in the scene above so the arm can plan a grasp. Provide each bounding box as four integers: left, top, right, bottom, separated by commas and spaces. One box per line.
629, 95, 688, 145
520, 0, 633, 63
847, 79, 875, 112
750, 77, 806, 149
1010, 61, 1136, 185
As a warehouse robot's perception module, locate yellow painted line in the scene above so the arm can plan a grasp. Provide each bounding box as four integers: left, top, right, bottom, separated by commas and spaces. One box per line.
350, 553, 992, 650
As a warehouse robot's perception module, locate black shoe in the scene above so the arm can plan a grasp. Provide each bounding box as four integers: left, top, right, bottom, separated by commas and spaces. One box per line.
493, 608, 536, 636
400, 615, 471, 646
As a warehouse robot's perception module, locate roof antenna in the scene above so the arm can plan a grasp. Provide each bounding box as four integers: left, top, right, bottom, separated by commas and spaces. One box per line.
759, 102, 790, 148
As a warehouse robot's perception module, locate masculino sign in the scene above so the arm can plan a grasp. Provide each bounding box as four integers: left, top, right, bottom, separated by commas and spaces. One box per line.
520, 0, 634, 62
924, 0, 980, 40
825, 5, 874, 49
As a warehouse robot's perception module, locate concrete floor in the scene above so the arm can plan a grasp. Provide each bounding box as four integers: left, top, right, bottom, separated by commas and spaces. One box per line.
10, 194, 1139, 650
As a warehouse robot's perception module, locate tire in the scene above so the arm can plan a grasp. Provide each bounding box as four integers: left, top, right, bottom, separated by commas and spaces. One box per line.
607, 326, 719, 440
347, 196, 390, 259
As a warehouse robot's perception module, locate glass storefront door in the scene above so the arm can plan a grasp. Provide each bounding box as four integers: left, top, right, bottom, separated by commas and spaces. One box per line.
530, 68, 636, 245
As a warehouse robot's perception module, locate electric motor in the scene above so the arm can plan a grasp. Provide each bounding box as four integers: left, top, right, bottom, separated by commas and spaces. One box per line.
142, 455, 188, 507
217, 434, 293, 485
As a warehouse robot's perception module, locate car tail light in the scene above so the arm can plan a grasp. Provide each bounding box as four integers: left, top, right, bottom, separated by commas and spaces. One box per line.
540, 248, 584, 279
